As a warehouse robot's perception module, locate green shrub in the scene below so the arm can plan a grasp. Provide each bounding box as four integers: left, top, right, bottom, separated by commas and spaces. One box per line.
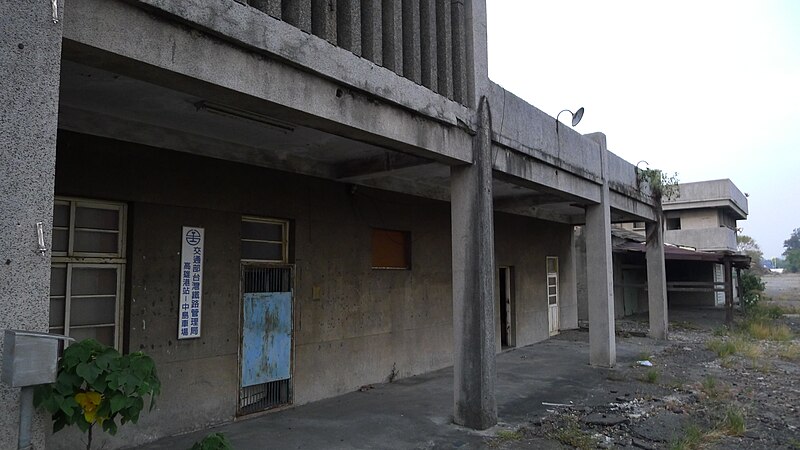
191, 432, 234, 450
34, 339, 160, 450
740, 271, 766, 311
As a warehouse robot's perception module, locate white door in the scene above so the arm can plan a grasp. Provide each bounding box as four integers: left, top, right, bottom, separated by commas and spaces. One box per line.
547, 257, 559, 335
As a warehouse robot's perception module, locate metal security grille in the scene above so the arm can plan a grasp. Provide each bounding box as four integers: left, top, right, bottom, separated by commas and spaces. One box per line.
239, 265, 292, 415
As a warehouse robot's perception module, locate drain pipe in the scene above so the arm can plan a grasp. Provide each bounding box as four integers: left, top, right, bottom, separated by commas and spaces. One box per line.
18, 386, 33, 450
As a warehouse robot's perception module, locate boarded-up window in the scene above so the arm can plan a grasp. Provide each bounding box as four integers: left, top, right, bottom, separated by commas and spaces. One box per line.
371, 229, 410, 269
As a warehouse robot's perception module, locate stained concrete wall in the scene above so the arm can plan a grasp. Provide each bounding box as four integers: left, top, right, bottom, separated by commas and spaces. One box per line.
494, 214, 576, 347
48, 131, 569, 447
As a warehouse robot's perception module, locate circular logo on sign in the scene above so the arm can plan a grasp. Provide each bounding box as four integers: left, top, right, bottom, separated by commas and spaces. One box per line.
185, 229, 201, 246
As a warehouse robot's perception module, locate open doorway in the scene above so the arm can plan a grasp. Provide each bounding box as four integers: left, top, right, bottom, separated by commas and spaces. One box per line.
498, 266, 515, 348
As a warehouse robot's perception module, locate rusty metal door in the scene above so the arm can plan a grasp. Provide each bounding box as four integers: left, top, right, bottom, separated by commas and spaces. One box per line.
238, 265, 292, 415
242, 292, 292, 385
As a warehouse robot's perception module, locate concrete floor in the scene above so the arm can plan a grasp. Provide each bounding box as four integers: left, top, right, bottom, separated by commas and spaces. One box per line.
137, 331, 663, 449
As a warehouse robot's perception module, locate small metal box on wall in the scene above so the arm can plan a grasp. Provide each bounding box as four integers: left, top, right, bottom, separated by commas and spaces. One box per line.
1, 330, 72, 387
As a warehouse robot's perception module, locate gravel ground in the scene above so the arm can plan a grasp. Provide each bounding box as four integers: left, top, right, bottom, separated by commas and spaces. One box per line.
487, 276, 800, 449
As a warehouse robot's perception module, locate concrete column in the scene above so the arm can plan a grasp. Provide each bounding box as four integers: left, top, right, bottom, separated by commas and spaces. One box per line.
0, 1, 63, 449
337, 0, 361, 55
420, 0, 438, 91
250, 0, 282, 19
646, 220, 668, 340
360, 0, 382, 64
312, 0, 337, 44
450, 96, 496, 430
559, 227, 579, 330
724, 257, 733, 326
381, 0, 403, 75
584, 133, 615, 367
283, 0, 312, 32
435, 0, 453, 99
450, 0, 467, 103
401, 0, 421, 83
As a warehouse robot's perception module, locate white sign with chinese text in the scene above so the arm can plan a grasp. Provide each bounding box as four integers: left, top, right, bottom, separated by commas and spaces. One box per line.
178, 226, 204, 339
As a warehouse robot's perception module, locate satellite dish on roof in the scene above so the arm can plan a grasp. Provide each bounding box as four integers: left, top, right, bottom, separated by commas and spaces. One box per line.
571, 107, 584, 126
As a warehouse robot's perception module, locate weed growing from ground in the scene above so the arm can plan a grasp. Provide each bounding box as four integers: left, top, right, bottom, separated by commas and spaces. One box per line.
641, 369, 660, 384
547, 417, 595, 450
707, 339, 737, 358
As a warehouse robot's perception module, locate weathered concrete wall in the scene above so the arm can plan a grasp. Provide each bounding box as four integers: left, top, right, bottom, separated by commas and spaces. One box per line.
49, 132, 565, 447
0, 2, 63, 449
664, 227, 737, 253
494, 214, 575, 347
667, 208, 719, 230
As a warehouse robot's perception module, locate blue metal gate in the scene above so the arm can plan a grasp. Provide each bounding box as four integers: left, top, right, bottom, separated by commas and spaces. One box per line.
239, 266, 292, 414
242, 292, 292, 386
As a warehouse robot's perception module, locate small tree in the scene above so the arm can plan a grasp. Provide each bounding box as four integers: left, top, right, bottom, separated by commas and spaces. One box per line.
783, 228, 800, 273
34, 339, 160, 450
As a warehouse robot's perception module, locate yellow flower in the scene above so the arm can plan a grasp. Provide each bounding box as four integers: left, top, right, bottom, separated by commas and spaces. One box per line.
75, 391, 103, 424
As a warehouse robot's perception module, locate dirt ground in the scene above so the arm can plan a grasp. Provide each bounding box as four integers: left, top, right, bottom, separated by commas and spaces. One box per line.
488, 275, 800, 450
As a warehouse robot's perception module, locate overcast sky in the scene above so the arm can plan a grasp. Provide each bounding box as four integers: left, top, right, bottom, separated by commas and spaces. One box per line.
486, 1, 800, 259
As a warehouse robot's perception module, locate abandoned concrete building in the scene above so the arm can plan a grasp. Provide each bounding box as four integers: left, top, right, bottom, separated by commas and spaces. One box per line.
2, 1, 669, 448
576, 179, 750, 320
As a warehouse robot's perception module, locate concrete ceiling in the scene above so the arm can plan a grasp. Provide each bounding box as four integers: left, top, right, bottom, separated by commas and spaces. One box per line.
58, 60, 586, 223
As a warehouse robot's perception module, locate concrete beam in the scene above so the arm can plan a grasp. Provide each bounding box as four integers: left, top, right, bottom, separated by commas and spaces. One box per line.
66, 0, 473, 164
494, 194, 568, 209
491, 145, 603, 205
451, 96, 497, 430
58, 106, 338, 179
584, 133, 615, 367
129, 0, 469, 128
335, 153, 434, 181
0, 1, 63, 448
646, 220, 668, 340
360, 0, 382, 64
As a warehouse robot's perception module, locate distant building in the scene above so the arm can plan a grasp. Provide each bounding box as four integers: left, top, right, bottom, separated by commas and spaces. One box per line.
661, 179, 748, 253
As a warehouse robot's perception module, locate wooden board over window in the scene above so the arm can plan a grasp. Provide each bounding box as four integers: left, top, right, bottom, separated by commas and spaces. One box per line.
371, 229, 410, 269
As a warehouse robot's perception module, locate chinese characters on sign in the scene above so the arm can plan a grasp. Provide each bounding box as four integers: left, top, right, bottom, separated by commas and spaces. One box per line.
178, 226, 204, 339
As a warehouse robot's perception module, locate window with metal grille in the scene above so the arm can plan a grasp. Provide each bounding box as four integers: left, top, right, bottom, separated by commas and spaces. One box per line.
50, 198, 126, 349
371, 228, 410, 269
241, 217, 289, 263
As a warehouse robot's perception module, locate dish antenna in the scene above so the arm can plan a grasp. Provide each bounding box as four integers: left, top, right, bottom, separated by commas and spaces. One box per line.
557, 107, 584, 127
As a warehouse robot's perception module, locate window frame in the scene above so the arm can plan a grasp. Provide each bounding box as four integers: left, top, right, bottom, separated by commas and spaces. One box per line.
546, 256, 559, 306
51, 197, 127, 349
241, 216, 290, 264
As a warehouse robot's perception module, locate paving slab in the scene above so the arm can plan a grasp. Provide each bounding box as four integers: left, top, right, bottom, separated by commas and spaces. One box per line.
137, 331, 663, 449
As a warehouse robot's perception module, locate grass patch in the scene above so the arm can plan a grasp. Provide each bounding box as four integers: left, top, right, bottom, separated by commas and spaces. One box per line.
779, 343, 800, 361
700, 376, 728, 400
495, 429, 523, 441
707, 338, 737, 358
720, 408, 746, 436
641, 369, 660, 384
547, 418, 595, 450
743, 320, 793, 341
669, 424, 723, 450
